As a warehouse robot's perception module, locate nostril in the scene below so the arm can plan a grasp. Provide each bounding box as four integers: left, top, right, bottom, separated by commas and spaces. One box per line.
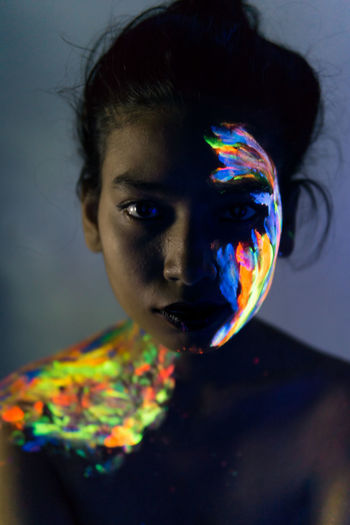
163, 236, 218, 284
163, 260, 218, 284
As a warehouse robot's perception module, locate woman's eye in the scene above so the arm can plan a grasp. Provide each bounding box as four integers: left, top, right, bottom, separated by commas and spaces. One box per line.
118, 201, 161, 220
223, 204, 260, 222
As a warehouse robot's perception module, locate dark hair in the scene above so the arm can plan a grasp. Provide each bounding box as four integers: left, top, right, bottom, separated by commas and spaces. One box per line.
69, 0, 331, 265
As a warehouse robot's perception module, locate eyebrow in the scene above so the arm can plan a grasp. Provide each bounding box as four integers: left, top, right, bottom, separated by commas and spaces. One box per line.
112, 173, 175, 194
111, 172, 272, 195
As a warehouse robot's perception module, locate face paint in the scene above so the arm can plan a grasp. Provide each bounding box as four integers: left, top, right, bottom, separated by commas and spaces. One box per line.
0, 122, 282, 476
204, 123, 282, 348
0, 320, 179, 478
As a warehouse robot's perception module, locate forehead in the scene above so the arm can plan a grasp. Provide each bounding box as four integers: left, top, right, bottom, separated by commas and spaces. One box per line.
102, 112, 208, 172
101, 112, 276, 195
204, 124, 276, 191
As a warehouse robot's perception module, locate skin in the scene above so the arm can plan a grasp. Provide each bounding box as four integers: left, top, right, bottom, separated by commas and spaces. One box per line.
3, 108, 350, 523
3, 112, 350, 525
82, 110, 282, 354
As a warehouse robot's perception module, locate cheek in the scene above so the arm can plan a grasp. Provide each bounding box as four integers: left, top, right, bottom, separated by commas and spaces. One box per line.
210, 205, 281, 348
99, 225, 161, 298
214, 230, 273, 307
103, 242, 150, 290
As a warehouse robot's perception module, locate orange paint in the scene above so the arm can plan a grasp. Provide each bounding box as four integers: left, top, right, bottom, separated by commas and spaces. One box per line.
104, 426, 136, 447
2, 405, 25, 423
33, 401, 44, 415
258, 234, 273, 277
134, 363, 151, 376
52, 393, 78, 407
158, 364, 175, 381
237, 265, 253, 310
158, 346, 167, 364
143, 386, 155, 403
81, 394, 91, 409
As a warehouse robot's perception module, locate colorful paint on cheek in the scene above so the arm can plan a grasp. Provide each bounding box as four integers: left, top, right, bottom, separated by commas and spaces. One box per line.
204, 124, 282, 347
0, 320, 179, 478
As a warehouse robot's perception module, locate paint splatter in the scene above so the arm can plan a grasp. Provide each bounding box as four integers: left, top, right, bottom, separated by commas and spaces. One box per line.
0, 319, 179, 478
203, 124, 282, 347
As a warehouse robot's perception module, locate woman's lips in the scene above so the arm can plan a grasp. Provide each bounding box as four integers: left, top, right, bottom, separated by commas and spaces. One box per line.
154, 303, 232, 332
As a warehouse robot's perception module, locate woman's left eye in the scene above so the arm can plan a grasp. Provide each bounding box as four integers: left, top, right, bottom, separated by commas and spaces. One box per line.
117, 201, 161, 220
222, 204, 260, 222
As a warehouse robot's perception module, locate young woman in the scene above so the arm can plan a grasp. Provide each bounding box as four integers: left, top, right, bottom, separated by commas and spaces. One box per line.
1, 1, 349, 524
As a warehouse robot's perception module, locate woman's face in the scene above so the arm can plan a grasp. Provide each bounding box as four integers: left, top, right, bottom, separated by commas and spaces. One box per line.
82, 111, 282, 354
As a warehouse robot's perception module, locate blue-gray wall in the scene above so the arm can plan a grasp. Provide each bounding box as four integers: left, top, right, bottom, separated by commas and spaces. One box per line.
0, 0, 349, 378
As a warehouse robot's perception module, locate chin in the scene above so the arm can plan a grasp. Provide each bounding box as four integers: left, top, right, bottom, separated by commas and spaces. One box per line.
143, 307, 240, 355
149, 327, 230, 355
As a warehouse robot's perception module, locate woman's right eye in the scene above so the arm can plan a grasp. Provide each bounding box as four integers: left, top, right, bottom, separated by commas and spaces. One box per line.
117, 201, 161, 220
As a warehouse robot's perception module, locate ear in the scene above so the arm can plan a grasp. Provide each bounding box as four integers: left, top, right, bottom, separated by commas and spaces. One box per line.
81, 193, 102, 253
278, 185, 300, 258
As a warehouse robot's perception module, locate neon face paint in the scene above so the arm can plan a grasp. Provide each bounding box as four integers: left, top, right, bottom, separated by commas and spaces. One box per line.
0, 123, 282, 477
204, 123, 282, 348
0, 320, 179, 478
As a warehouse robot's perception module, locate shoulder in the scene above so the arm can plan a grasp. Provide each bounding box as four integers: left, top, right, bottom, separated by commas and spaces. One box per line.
0, 425, 76, 524
0, 321, 124, 465
252, 318, 350, 462
213, 317, 350, 437
0, 322, 130, 525
0, 320, 127, 419
249, 317, 350, 381
198, 316, 350, 389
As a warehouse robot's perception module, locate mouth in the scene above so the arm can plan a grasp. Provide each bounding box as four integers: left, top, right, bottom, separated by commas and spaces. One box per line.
153, 302, 232, 333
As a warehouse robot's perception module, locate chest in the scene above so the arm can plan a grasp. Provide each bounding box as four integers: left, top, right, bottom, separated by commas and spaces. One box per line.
49, 377, 350, 525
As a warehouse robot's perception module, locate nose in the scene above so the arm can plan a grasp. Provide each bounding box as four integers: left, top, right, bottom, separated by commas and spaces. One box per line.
163, 213, 218, 285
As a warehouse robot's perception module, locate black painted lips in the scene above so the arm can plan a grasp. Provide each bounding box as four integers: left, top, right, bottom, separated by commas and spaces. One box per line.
160, 303, 230, 328
154, 300, 233, 333
161, 302, 227, 320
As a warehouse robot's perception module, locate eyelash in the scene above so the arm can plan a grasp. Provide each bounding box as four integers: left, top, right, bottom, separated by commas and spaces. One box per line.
116, 200, 265, 223
117, 201, 161, 221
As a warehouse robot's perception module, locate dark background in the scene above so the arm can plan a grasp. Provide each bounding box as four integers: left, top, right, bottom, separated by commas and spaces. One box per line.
0, 0, 349, 378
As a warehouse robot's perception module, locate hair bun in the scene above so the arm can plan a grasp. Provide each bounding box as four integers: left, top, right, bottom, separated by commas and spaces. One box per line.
168, 0, 247, 22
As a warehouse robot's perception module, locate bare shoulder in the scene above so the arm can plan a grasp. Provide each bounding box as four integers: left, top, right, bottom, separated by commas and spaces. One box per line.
216, 319, 350, 523
0, 354, 78, 524
0, 424, 77, 525
252, 318, 350, 467
250, 318, 350, 380
0, 347, 89, 524
0, 323, 129, 525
